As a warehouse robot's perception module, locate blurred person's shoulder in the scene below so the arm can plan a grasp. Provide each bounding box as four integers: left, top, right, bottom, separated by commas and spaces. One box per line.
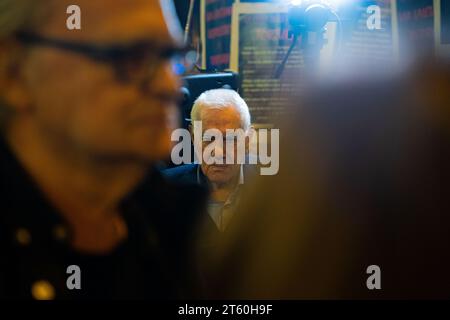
132, 165, 208, 231
162, 163, 199, 186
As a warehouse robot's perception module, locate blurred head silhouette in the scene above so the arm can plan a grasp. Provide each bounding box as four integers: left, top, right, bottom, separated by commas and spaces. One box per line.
0, 0, 183, 162
211, 58, 450, 299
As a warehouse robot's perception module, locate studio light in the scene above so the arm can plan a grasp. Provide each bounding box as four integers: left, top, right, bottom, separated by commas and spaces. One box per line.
290, 0, 303, 6
275, 0, 343, 78
286, 0, 338, 33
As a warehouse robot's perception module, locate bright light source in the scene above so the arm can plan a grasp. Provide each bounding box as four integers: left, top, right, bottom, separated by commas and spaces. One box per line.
281, 0, 350, 7
290, 0, 303, 6
324, 0, 350, 6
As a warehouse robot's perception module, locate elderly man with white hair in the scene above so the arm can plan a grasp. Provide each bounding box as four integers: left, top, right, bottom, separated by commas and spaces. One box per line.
164, 88, 253, 234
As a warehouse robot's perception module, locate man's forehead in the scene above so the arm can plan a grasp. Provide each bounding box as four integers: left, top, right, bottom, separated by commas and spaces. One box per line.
39, 0, 182, 45
202, 116, 242, 131
202, 107, 241, 123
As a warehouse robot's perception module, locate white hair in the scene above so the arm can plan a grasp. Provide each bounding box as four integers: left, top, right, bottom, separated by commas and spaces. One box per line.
190, 89, 251, 130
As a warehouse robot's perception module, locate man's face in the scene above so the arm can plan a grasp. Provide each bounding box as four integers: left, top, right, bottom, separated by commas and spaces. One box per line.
198, 106, 243, 186
8, 0, 182, 161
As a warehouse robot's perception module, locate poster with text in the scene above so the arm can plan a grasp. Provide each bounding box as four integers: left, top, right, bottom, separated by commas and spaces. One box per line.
230, 3, 308, 125
201, 0, 234, 70
396, 0, 435, 57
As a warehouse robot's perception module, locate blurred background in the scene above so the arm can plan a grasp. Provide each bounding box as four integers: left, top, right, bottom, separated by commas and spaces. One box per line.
174, 0, 447, 129
172, 0, 450, 299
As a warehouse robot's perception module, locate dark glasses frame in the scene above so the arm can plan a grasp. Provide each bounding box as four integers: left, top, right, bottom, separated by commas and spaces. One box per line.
15, 31, 188, 84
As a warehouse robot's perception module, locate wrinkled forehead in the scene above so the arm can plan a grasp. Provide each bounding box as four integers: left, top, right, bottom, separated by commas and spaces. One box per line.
37, 0, 182, 46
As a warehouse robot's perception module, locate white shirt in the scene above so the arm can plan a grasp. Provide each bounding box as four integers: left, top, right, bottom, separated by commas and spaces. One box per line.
197, 165, 244, 232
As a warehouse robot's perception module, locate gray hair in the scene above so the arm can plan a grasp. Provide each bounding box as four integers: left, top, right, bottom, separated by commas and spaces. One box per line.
190, 89, 251, 130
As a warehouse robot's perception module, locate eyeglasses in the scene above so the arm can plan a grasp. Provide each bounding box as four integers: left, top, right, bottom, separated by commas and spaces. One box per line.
15, 31, 192, 85
202, 134, 244, 148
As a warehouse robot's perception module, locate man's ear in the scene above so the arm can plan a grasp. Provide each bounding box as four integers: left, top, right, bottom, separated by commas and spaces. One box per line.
0, 41, 32, 113
245, 125, 255, 152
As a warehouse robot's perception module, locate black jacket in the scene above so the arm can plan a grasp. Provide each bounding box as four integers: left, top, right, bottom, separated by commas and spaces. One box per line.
162, 164, 219, 236
0, 139, 208, 299
162, 164, 206, 186
162, 163, 254, 298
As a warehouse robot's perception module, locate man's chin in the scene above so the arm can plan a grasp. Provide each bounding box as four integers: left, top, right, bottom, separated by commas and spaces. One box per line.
128, 134, 172, 161
105, 143, 171, 164
208, 174, 235, 185
134, 145, 171, 163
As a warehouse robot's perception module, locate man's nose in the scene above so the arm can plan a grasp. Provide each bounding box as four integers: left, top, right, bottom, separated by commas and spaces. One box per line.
141, 60, 181, 98
212, 144, 225, 161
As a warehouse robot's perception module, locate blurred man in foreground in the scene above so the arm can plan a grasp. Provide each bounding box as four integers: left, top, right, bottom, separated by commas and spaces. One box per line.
211, 59, 450, 299
0, 0, 206, 299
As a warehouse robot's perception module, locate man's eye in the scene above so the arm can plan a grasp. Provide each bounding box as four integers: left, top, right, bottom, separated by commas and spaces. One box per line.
203, 136, 215, 142
225, 137, 237, 143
